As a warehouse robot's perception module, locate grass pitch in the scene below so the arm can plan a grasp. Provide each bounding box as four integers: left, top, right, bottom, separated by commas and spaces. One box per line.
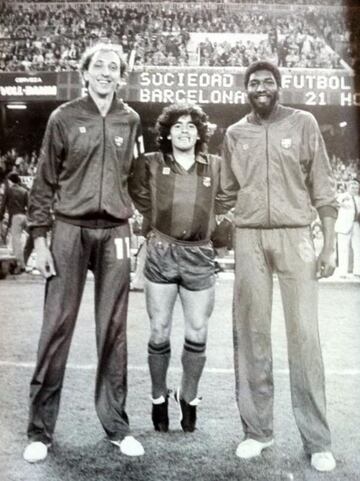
0, 276, 359, 481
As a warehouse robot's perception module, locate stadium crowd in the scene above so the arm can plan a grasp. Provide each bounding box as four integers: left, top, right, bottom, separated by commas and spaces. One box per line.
314, 8, 360, 72
198, 34, 342, 68
0, 2, 356, 71
0, 148, 38, 178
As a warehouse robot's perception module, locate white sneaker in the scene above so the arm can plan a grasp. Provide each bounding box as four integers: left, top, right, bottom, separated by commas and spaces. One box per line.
110, 436, 144, 456
235, 438, 274, 459
311, 452, 336, 472
23, 441, 50, 463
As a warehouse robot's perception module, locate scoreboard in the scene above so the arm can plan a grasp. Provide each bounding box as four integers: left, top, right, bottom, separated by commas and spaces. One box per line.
0, 68, 359, 107
131, 69, 359, 107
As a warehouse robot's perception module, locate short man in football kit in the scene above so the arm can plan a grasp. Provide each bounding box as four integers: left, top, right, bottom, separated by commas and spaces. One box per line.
130, 103, 231, 433
23, 43, 144, 463
221, 61, 338, 472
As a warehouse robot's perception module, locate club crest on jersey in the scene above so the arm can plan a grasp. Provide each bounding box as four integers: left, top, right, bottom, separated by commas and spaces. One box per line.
79, 126, 86, 134
281, 138, 292, 149
114, 136, 124, 147
242, 143, 249, 151
203, 176, 211, 187
162, 167, 171, 175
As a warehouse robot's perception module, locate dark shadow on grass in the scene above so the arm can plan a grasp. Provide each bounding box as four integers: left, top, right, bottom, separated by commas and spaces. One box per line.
48, 439, 151, 481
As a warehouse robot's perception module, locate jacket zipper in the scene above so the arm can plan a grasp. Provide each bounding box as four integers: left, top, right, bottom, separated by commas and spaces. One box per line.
265, 126, 271, 226
98, 117, 106, 215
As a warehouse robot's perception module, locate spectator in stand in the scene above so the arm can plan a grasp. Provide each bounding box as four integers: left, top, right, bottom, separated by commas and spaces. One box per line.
28, 151, 38, 176
14, 153, 28, 176
0, 172, 29, 274
335, 178, 360, 277
330, 155, 359, 184
0, 149, 39, 177
0, 168, 8, 245
4, 148, 17, 174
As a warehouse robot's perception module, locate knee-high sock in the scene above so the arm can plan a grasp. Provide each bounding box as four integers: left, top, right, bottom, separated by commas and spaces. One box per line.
181, 338, 206, 403
148, 341, 171, 399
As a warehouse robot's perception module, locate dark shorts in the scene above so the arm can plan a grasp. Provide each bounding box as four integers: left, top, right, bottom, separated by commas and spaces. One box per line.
144, 230, 216, 291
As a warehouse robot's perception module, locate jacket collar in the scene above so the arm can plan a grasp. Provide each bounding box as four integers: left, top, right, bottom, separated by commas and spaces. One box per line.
83, 93, 125, 115
247, 103, 290, 125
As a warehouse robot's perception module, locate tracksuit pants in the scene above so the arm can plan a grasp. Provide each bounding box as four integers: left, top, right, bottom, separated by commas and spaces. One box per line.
233, 227, 331, 454
27, 220, 131, 444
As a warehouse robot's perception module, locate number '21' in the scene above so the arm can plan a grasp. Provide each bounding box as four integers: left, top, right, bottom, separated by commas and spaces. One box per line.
305, 91, 327, 105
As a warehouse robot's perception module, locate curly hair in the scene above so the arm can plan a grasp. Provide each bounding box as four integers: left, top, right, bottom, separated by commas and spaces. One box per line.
155, 103, 210, 155
244, 60, 281, 89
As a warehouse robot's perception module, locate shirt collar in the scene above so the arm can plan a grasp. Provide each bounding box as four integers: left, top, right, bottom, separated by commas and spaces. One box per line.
165, 152, 209, 165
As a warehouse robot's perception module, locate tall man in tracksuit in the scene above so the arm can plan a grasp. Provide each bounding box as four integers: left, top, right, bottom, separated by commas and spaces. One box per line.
221, 61, 338, 472
23, 43, 145, 463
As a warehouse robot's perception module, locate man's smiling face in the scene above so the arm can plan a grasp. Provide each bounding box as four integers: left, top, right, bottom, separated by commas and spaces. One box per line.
168, 115, 199, 153
83, 49, 121, 98
247, 69, 280, 117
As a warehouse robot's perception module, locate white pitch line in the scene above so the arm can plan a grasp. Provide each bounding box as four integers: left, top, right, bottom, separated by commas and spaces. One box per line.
0, 361, 360, 376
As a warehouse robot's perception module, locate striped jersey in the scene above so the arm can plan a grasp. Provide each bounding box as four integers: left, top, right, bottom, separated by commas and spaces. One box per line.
129, 152, 230, 241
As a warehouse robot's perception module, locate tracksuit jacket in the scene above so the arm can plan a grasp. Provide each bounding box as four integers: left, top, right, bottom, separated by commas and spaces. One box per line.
28, 94, 142, 236
221, 104, 338, 225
